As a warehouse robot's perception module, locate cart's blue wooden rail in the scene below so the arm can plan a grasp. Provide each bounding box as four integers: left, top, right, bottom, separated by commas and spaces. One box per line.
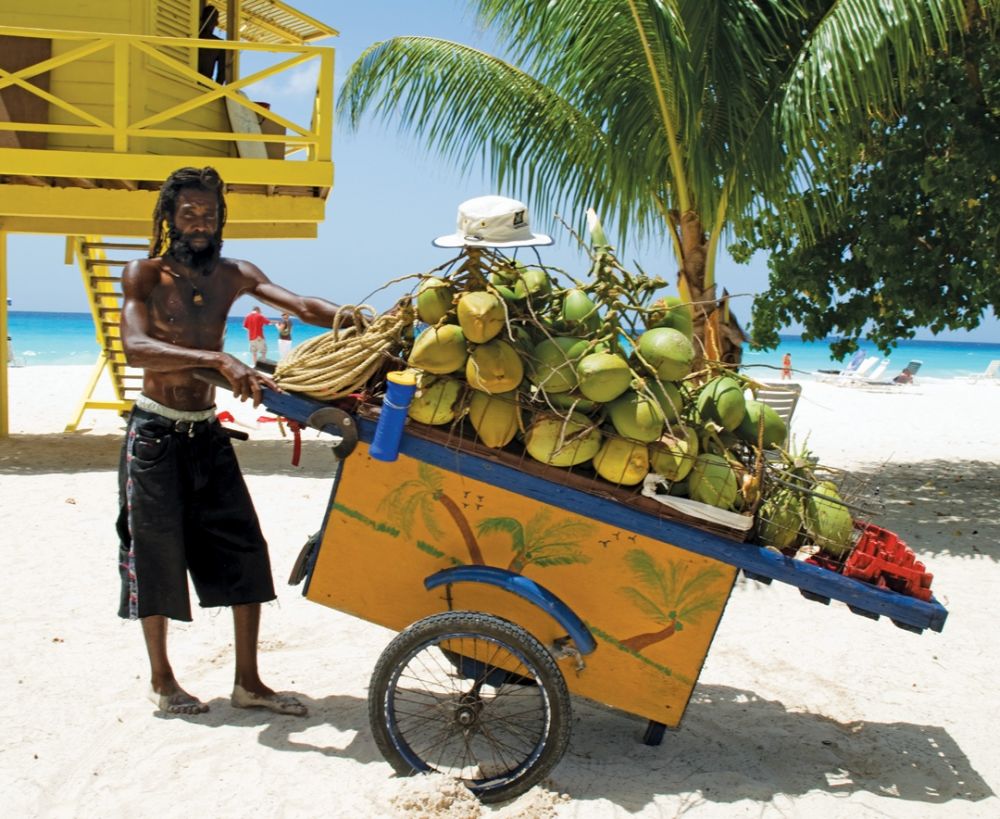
257, 385, 948, 635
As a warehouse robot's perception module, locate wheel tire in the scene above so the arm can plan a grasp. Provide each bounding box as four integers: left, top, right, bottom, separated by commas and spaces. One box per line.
368, 611, 571, 804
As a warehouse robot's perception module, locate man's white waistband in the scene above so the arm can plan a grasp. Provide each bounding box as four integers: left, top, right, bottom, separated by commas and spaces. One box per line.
135, 394, 217, 422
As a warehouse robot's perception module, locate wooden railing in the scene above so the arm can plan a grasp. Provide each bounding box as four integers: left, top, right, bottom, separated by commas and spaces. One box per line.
0, 25, 334, 162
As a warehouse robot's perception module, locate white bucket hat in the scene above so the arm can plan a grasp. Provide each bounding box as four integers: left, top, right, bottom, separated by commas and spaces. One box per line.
433, 195, 553, 248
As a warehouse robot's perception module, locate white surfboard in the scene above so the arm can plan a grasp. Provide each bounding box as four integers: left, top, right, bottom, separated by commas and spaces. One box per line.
225, 90, 268, 159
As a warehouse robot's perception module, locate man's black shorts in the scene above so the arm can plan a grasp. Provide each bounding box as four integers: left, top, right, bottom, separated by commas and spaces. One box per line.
116, 408, 276, 621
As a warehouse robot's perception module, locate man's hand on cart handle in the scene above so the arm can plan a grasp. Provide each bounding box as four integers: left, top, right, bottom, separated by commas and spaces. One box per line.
193, 363, 277, 408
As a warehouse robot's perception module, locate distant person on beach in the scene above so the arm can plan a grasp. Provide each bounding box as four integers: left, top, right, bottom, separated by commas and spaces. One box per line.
276, 312, 293, 360
243, 305, 270, 364
781, 352, 792, 380
197, 4, 225, 84
118, 165, 345, 716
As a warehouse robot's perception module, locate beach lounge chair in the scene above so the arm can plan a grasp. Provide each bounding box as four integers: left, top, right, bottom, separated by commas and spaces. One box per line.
860, 358, 891, 382
815, 350, 870, 382
967, 360, 1000, 383
836, 357, 891, 387
824, 354, 879, 384
754, 382, 802, 447
891, 360, 922, 384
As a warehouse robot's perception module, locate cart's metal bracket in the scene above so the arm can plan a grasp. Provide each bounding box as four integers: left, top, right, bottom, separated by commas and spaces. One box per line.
552, 636, 586, 674
305, 406, 358, 458
424, 566, 597, 656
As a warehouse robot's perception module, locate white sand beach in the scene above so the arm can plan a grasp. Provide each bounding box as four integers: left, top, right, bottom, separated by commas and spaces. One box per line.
1, 365, 998, 818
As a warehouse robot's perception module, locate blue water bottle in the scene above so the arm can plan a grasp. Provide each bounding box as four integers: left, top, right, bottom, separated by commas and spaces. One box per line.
369, 371, 417, 461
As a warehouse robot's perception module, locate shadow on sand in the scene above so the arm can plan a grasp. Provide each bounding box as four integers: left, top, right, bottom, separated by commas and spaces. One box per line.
848, 459, 1000, 562
154, 682, 993, 810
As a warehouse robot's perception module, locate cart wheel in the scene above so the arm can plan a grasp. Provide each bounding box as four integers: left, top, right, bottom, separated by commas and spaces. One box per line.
368, 611, 571, 804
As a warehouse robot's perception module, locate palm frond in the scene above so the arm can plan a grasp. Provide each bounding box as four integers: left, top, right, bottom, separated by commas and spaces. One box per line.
420, 500, 445, 542
677, 595, 725, 625
523, 510, 594, 552
477, 517, 526, 554
673, 564, 727, 605
339, 36, 612, 233
417, 462, 443, 493
620, 586, 670, 624
624, 549, 672, 603
339, 0, 977, 252
532, 551, 591, 568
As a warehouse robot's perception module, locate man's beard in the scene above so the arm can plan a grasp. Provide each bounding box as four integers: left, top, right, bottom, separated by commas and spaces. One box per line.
167, 227, 221, 274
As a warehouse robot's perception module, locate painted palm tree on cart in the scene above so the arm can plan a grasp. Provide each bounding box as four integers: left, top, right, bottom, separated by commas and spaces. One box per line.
340, 0, 976, 366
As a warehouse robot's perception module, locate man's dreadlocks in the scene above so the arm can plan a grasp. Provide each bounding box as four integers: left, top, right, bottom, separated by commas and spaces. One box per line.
149, 166, 228, 258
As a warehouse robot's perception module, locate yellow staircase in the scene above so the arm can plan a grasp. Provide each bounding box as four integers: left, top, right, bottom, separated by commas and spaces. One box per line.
64, 236, 147, 431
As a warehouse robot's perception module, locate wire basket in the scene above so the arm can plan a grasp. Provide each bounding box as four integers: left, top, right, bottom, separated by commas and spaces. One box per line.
755, 456, 886, 573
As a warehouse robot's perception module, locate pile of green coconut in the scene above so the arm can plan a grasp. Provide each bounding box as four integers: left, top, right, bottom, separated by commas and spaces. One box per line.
390, 242, 856, 562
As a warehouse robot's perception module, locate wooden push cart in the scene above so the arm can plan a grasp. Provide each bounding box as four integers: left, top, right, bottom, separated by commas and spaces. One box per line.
253, 385, 948, 804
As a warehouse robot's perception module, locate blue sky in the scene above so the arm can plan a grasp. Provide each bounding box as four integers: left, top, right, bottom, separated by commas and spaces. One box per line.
5, 0, 998, 343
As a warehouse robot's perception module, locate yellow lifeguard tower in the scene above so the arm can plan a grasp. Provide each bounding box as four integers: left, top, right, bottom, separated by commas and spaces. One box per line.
0, 0, 337, 436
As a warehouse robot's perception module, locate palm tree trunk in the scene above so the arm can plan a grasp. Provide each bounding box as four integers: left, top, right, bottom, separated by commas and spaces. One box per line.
621, 621, 678, 652
435, 493, 486, 565
677, 210, 743, 371
506, 555, 526, 574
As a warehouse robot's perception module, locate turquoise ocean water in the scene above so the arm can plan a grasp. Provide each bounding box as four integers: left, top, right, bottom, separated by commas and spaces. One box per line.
6, 310, 1000, 381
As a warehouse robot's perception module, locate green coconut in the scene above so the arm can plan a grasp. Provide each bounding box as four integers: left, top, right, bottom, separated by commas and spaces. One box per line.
457, 291, 506, 344
509, 324, 536, 354
647, 380, 683, 423
804, 480, 855, 559
688, 453, 739, 509
696, 375, 746, 431
524, 411, 602, 467
558, 288, 601, 334
408, 376, 464, 425
527, 336, 589, 394
507, 267, 552, 303
466, 339, 524, 394
576, 352, 632, 403
608, 390, 666, 443
408, 324, 467, 374
649, 425, 699, 482
737, 399, 787, 449
647, 295, 694, 339
756, 489, 803, 550
593, 437, 650, 486
415, 277, 454, 325
543, 391, 600, 414
468, 389, 520, 448
637, 327, 695, 382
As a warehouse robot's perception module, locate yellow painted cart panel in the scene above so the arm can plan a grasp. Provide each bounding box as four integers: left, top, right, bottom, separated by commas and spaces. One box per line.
307, 440, 737, 729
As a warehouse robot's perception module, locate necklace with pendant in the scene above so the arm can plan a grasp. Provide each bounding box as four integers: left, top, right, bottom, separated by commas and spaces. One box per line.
166, 267, 205, 306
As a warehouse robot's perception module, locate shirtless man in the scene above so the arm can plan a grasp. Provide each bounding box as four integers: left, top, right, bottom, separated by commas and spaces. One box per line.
118, 166, 341, 715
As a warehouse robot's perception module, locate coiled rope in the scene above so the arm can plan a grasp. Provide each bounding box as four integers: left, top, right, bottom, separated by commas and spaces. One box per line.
274, 303, 414, 400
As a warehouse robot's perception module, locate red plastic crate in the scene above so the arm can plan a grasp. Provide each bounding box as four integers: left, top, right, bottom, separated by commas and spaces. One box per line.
842, 523, 934, 601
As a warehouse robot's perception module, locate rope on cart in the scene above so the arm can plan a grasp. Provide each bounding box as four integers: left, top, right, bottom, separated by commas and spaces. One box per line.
274, 302, 414, 400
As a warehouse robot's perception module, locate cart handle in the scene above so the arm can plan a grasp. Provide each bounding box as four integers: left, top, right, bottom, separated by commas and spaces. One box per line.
192, 367, 359, 457
424, 566, 597, 655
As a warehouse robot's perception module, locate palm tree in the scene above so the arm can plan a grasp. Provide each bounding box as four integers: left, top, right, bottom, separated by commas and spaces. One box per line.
340, 0, 974, 366
618, 549, 727, 652
379, 462, 485, 564
476, 509, 594, 573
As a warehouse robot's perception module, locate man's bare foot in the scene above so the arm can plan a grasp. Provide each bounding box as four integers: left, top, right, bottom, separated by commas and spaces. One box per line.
231, 683, 307, 716
148, 685, 209, 715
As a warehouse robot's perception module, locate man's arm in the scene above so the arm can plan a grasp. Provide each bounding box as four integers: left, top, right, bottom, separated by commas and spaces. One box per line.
121, 259, 275, 404
236, 260, 345, 329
